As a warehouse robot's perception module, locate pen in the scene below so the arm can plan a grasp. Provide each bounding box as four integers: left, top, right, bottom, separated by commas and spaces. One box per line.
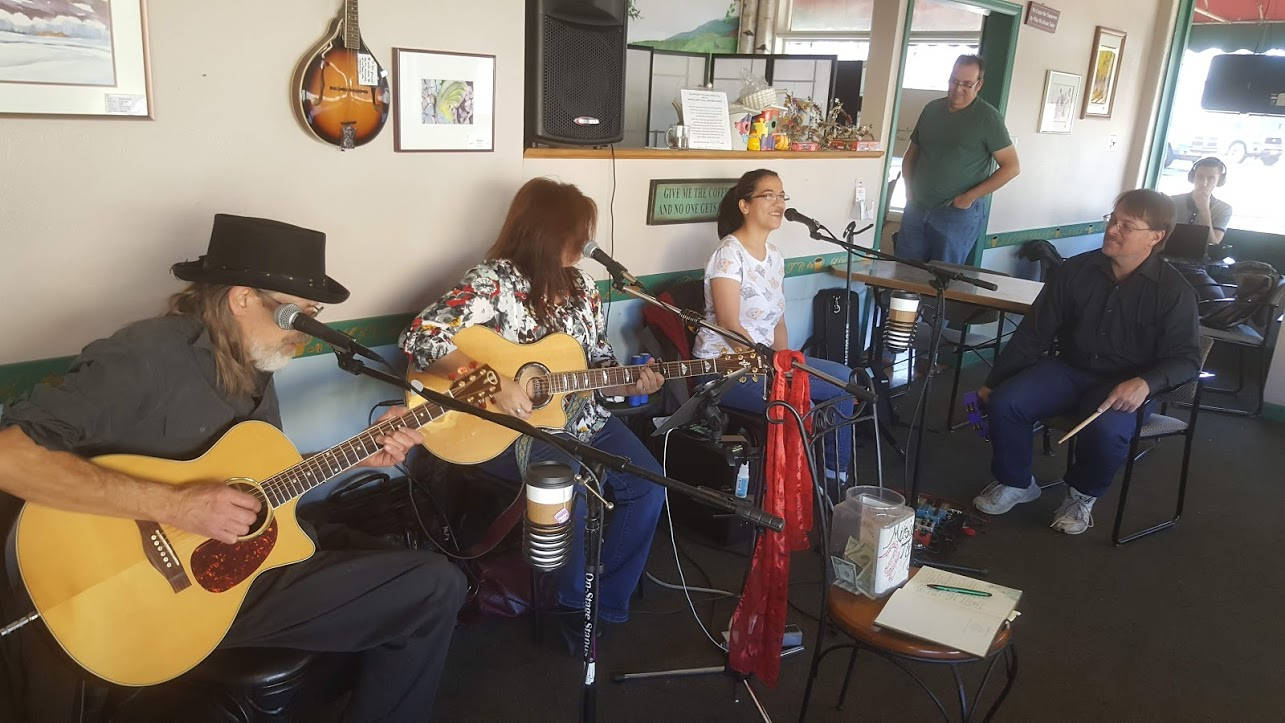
928, 584, 992, 597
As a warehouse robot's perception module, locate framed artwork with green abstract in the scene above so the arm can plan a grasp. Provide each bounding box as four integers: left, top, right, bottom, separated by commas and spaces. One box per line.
392, 48, 495, 152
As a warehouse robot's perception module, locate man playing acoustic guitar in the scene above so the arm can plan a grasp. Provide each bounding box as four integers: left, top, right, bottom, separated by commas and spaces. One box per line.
0, 214, 465, 721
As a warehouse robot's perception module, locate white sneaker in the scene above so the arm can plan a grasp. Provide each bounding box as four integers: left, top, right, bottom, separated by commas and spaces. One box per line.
1050, 486, 1096, 535
973, 477, 1041, 515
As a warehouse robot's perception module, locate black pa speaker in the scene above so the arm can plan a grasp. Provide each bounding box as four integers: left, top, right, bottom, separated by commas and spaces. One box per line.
526, 0, 627, 146
1202, 53, 1285, 116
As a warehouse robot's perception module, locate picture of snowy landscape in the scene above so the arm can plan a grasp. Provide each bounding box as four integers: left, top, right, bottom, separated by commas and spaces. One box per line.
0, 0, 115, 86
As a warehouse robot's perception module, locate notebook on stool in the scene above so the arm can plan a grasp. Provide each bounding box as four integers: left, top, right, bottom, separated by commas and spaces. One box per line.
1162, 223, 1210, 263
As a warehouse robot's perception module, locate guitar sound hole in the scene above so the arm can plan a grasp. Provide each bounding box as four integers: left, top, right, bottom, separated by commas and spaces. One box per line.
227, 480, 272, 537
517, 362, 552, 408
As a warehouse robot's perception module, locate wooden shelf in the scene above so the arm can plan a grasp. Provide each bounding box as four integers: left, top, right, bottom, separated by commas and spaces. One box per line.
524, 147, 883, 160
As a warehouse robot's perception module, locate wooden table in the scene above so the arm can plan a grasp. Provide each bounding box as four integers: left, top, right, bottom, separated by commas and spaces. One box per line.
829, 259, 1043, 314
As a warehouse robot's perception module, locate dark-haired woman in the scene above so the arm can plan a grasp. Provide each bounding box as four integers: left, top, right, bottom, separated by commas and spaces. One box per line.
693, 169, 857, 479
400, 178, 665, 633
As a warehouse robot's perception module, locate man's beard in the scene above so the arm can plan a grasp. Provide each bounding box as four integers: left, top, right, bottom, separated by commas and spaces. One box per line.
248, 340, 297, 373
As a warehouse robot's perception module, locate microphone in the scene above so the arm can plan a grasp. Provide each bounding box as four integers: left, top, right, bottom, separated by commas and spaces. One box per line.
273, 303, 389, 367
882, 291, 921, 353
582, 240, 640, 287
524, 461, 577, 571
784, 207, 822, 235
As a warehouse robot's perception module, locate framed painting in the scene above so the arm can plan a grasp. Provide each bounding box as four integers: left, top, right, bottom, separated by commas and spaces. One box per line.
1082, 26, 1126, 119
392, 48, 495, 152
0, 0, 152, 118
1038, 70, 1080, 134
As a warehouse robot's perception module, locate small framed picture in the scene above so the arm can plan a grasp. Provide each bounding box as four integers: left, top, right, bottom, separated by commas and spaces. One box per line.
392, 48, 495, 152
0, 0, 152, 118
1082, 26, 1127, 119
1038, 70, 1081, 134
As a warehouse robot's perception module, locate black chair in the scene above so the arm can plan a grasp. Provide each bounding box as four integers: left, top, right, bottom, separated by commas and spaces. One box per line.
1195, 278, 1285, 416
1047, 335, 1214, 545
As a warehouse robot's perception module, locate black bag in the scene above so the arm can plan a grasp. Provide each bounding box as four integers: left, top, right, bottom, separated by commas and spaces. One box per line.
1199, 261, 1282, 332
805, 288, 862, 364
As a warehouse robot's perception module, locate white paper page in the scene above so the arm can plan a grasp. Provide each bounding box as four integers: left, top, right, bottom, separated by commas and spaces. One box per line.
679, 89, 732, 150
873, 567, 1021, 657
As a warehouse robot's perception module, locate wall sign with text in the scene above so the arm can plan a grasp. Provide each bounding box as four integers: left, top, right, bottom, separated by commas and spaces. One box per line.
647, 178, 737, 225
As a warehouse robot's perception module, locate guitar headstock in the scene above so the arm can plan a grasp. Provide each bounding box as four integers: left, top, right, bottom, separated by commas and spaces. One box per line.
448, 364, 502, 406
714, 352, 768, 382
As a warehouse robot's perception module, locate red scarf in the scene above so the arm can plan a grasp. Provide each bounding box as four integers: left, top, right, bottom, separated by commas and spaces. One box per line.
728, 350, 813, 686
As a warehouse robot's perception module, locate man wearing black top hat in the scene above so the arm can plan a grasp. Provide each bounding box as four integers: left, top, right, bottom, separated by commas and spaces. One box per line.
0, 214, 467, 721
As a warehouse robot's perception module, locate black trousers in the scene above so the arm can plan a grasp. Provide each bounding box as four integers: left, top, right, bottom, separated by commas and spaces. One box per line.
223, 526, 468, 723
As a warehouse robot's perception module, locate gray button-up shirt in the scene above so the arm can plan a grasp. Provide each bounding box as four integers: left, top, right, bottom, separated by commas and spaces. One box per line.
1, 315, 280, 460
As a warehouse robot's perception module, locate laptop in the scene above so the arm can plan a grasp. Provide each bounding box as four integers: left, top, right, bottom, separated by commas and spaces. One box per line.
1162, 223, 1210, 262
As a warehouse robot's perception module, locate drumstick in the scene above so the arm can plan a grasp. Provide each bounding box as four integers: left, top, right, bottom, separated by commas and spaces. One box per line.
1057, 409, 1104, 445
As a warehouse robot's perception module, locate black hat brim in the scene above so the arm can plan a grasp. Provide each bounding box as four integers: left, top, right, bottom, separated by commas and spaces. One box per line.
171, 260, 350, 304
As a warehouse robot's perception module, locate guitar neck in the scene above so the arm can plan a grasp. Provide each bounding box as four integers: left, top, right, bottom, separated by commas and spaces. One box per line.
531, 358, 728, 397
342, 0, 360, 50
261, 400, 443, 508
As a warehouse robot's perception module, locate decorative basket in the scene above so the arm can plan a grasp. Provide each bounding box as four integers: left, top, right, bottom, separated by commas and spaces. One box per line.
737, 87, 777, 112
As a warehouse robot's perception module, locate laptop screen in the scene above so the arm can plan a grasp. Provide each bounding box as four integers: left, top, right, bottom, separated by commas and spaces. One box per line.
1162, 223, 1209, 262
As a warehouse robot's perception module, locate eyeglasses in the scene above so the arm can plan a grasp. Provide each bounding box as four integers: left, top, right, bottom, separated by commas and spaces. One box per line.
948, 78, 980, 90
1102, 213, 1158, 234
748, 192, 790, 203
256, 289, 324, 318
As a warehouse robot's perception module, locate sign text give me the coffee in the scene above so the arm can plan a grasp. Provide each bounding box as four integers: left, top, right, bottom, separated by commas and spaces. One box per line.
647, 178, 738, 225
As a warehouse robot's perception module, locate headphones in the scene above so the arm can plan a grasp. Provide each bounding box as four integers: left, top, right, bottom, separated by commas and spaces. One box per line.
1188, 156, 1227, 186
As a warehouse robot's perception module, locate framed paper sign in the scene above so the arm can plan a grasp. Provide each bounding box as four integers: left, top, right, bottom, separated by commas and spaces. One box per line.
393, 48, 495, 152
0, 0, 152, 118
1038, 70, 1080, 134
1082, 26, 1126, 119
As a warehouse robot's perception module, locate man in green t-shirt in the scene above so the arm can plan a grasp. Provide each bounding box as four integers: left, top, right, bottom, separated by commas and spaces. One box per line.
898, 55, 1021, 264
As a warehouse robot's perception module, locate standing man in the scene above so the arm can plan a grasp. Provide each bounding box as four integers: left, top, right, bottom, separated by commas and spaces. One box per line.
0, 214, 466, 721
898, 54, 1021, 264
971, 190, 1200, 535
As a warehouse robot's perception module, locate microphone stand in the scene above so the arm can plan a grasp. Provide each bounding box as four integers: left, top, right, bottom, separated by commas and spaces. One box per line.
797, 220, 997, 570
326, 348, 783, 723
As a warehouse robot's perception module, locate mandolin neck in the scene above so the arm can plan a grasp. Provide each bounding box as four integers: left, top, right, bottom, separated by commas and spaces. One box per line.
342, 0, 361, 50
531, 358, 730, 397
261, 400, 444, 509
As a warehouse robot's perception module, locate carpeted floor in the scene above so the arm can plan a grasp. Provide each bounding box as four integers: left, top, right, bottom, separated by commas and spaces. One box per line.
433, 362, 1285, 722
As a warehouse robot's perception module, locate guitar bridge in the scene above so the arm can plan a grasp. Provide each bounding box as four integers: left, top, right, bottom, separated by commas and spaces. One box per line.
135, 520, 191, 593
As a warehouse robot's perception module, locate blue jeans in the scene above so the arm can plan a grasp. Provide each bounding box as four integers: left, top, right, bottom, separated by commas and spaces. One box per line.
713, 355, 856, 475
989, 358, 1150, 498
479, 416, 664, 622
896, 197, 988, 264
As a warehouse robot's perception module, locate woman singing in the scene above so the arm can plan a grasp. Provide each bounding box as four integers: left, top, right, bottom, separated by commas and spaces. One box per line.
400, 178, 665, 645
693, 169, 857, 478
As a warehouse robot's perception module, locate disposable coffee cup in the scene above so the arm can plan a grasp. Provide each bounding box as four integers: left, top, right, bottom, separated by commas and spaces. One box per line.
526, 461, 575, 526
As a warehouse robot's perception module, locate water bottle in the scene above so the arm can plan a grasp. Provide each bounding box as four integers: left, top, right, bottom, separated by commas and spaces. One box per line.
628, 354, 651, 407
853, 179, 868, 220
735, 461, 751, 498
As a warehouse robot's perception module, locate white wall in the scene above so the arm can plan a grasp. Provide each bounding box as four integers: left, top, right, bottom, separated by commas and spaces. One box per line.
988, 0, 1175, 232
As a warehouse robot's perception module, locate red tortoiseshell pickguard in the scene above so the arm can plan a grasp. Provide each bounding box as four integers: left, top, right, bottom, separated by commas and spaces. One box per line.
190, 520, 279, 593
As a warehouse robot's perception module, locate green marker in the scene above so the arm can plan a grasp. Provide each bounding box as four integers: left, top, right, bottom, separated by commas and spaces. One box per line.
927, 584, 992, 597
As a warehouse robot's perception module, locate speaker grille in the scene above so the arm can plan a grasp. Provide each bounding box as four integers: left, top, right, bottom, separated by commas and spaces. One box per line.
540, 16, 624, 142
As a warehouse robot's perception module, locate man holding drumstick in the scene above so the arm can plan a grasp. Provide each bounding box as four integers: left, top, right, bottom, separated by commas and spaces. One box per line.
971, 190, 1200, 535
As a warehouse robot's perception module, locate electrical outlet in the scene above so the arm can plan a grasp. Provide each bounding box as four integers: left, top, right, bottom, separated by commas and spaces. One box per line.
1107, 134, 1121, 150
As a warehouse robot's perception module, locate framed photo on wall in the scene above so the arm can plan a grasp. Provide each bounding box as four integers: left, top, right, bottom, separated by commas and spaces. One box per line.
1038, 70, 1080, 134
0, 0, 152, 118
392, 48, 495, 152
1082, 26, 1126, 119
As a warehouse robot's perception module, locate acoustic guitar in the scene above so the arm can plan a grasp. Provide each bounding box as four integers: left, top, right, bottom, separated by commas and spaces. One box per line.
13, 366, 499, 687
405, 326, 765, 464
295, 0, 389, 149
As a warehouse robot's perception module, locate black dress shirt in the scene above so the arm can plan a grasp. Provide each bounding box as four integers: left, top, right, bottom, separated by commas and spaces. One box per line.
1, 315, 280, 460
986, 250, 1200, 394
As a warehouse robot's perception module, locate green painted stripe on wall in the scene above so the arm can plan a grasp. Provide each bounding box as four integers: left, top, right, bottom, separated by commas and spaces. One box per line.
1263, 403, 1285, 424
0, 251, 855, 404
983, 221, 1104, 249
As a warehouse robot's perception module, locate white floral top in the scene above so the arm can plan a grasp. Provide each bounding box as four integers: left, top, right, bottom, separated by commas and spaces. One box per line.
693, 235, 785, 358
399, 259, 616, 441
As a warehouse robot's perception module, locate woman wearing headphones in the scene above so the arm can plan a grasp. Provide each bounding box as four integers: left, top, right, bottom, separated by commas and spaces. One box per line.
692, 168, 858, 480
1169, 156, 1233, 246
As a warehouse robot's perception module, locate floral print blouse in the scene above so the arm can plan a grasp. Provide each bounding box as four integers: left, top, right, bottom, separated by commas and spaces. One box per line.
400, 259, 617, 441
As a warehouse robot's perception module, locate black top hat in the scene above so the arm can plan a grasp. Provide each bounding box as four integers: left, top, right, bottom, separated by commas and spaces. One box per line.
171, 214, 350, 303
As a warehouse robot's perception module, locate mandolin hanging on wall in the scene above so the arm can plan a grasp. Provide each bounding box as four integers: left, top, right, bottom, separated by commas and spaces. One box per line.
294, 0, 389, 149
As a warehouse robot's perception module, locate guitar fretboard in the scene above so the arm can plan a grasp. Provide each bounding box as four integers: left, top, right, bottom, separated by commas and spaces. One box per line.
342, 0, 360, 50
529, 358, 735, 397
260, 400, 442, 508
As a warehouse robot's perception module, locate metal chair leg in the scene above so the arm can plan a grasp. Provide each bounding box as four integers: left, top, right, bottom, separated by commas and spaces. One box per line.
981, 644, 1019, 723
835, 646, 859, 710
